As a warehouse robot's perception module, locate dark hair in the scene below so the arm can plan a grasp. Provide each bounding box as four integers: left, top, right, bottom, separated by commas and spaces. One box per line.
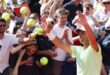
0, 18, 6, 23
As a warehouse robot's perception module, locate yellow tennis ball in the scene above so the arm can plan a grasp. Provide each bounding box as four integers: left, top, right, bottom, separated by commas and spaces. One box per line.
27, 19, 36, 28
34, 27, 44, 35
40, 57, 48, 66
20, 7, 28, 15
2, 12, 10, 21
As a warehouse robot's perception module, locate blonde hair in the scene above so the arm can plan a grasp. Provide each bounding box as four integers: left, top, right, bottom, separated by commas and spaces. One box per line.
55, 7, 69, 17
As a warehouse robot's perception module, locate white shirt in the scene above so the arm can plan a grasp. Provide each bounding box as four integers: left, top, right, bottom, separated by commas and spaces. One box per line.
71, 45, 102, 75
7, 20, 16, 34
105, 17, 110, 29
0, 33, 19, 73
52, 24, 73, 61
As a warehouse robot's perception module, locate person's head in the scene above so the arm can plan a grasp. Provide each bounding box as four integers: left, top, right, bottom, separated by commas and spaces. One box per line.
75, 25, 89, 44
102, 0, 110, 10
83, 2, 94, 15
0, 18, 7, 33
55, 7, 69, 25
26, 43, 37, 55
41, 9, 49, 20
29, 13, 40, 21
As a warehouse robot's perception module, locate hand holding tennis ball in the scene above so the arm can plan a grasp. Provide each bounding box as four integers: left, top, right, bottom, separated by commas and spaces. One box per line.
27, 19, 36, 28
40, 57, 48, 66
20, 7, 28, 15
2, 12, 10, 21
46, 17, 54, 24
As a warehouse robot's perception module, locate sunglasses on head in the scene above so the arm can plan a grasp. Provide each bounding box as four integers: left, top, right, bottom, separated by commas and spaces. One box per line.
103, 2, 110, 5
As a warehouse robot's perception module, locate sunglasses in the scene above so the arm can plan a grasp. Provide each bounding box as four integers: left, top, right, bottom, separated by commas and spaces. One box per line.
103, 2, 110, 5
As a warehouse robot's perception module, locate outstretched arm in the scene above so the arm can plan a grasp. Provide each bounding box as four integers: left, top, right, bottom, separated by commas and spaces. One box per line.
51, 35, 72, 54
49, 0, 56, 17
77, 11, 99, 52
45, 28, 72, 54
40, 0, 53, 15
12, 50, 26, 75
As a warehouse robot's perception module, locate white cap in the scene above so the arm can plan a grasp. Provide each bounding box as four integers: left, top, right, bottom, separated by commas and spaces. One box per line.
75, 25, 86, 33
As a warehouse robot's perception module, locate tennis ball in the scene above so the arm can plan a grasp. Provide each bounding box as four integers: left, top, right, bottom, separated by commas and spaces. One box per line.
46, 17, 54, 24
27, 19, 36, 28
34, 27, 44, 35
2, 12, 10, 21
40, 57, 48, 66
20, 7, 28, 15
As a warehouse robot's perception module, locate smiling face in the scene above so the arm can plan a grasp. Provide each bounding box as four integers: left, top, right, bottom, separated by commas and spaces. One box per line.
56, 8, 69, 26
58, 15, 68, 26
27, 44, 37, 55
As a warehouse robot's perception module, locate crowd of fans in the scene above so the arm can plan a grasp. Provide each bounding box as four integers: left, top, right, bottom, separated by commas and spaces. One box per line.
0, 0, 110, 75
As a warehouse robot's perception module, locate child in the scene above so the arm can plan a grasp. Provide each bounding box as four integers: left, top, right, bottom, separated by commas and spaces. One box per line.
13, 43, 40, 75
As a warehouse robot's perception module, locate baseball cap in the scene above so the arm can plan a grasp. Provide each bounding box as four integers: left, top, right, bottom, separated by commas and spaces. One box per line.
75, 23, 86, 34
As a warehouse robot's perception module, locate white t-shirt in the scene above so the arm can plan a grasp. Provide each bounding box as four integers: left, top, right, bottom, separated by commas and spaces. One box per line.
7, 20, 16, 34
52, 24, 73, 61
71, 45, 102, 75
0, 33, 19, 73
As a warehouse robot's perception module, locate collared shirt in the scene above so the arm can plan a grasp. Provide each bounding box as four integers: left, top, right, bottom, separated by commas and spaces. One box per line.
71, 45, 102, 75
0, 33, 19, 73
